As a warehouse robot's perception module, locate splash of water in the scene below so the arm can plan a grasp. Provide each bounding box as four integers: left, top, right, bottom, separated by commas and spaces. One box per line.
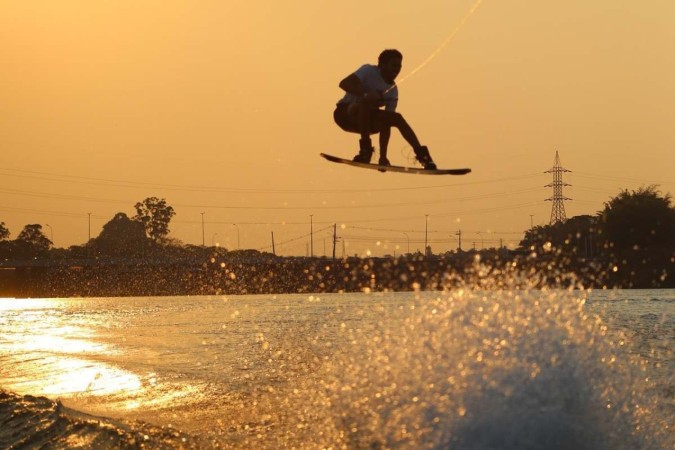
237, 266, 670, 449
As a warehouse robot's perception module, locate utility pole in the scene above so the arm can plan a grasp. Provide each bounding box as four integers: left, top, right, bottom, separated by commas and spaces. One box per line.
88, 212, 91, 242
529, 214, 534, 229
271, 231, 275, 255
200, 212, 205, 246
424, 214, 429, 257
332, 224, 337, 260
309, 214, 314, 257
456, 229, 462, 251
232, 224, 240, 249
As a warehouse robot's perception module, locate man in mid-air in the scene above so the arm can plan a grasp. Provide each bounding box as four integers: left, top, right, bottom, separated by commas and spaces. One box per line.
333, 49, 437, 170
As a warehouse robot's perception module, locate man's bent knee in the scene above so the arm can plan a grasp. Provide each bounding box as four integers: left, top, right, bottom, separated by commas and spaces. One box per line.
387, 111, 406, 127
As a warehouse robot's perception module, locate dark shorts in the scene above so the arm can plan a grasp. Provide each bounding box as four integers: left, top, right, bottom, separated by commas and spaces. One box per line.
333, 103, 358, 132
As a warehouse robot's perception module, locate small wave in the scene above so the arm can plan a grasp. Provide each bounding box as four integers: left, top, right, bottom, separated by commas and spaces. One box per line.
0, 390, 202, 449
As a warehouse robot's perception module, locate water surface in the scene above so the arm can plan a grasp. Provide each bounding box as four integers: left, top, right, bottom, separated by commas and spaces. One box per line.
1, 289, 672, 448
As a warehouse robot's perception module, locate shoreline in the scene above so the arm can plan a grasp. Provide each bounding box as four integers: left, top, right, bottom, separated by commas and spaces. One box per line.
1, 253, 672, 299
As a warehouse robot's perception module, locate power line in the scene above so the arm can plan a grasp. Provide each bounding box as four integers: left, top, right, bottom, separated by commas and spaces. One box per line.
348, 225, 523, 235
255, 225, 333, 252
574, 171, 675, 185
0, 166, 544, 194
0, 185, 546, 211
0, 187, 130, 205
0, 205, 106, 219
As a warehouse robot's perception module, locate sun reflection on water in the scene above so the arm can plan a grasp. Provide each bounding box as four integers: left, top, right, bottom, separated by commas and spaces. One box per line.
19, 356, 143, 398
1, 297, 212, 417
1, 298, 146, 409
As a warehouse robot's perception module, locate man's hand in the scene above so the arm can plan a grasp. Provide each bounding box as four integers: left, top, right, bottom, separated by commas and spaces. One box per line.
363, 89, 384, 106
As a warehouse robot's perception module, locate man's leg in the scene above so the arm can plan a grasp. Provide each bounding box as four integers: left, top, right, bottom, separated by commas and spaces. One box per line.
356, 103, 372, 142
348, 103, 375, 163
372, 111, 421, 148
378, 127, 391, 166
372, 111, 436, 169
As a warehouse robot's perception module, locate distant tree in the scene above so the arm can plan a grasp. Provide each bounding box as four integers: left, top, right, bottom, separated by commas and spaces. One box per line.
0, 222, 14, 258
0, 222, 9, 240
519, 215, 599, 256
598, 186, 675, 251
67, 244, 90, 258
16, 224, 52, 254
93, 212, 150, 255
133, 197, 176, 242
161, 236, 184, 247
520, 225, 545, 250
0, 241, 13, 258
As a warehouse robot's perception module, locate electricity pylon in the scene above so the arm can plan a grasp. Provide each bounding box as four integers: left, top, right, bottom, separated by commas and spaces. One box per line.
545, 151, 571, 225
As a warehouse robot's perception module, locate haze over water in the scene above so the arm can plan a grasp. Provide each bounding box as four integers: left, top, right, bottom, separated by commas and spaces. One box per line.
1, 287, 672, 448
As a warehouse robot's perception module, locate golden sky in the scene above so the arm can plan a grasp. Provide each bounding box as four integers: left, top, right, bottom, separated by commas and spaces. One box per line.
2, 0, 674, 256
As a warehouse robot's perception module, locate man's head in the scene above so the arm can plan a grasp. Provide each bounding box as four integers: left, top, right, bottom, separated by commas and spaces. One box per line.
378, 49, 403, 84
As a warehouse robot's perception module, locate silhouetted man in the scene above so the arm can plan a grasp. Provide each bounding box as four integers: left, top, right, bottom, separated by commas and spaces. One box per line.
334, 49, 437, 170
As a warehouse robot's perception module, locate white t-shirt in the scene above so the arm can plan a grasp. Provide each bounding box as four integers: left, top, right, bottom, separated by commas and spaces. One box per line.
337, 64, 398, 112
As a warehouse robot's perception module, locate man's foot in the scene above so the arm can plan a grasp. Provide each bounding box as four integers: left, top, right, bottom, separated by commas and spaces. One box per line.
377, 156, 391, 172
353, 152, 373, 163
353, 138, 374, 164
415, 146, 437, 170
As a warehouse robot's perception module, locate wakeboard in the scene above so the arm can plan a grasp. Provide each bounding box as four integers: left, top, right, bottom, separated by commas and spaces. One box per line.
320, 153, 471, 175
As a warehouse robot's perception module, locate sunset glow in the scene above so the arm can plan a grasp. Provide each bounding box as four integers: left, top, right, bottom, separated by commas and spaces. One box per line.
2, 1, 673, 255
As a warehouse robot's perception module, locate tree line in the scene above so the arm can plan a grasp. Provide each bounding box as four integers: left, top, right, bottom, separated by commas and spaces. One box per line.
0, 197, 177, 258
519, 186, 675, 257
2, 187, 674, 267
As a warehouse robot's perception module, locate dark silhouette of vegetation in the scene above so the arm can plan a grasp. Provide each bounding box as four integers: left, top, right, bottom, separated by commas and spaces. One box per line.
0, 222, 9, 241
520, 215, 599, 257
1, 187, 673, 297
90, 212, 152, 256
519, 186, 674, 289
133, 197, 176, 242
598, 186, 675, 253
0, 224, 52, 260
16, 224, 52, 254
521, 186, 674, 254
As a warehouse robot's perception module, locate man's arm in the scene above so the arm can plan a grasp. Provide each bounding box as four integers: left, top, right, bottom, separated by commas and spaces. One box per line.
339, 73, 365, 97
339, 73, 381, 104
